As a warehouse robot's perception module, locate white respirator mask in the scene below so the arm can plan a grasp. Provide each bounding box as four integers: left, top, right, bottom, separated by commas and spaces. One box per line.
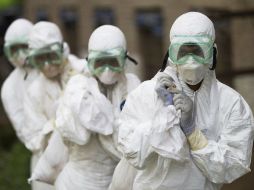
177, 56, 209, 85
96, 67, 120, 85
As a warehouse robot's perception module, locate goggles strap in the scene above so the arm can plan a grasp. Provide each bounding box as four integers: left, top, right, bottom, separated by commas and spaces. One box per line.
126, 54, 138, 65
209, 46, 217, 70
125, 51, 138, 65
160, 50, 169, 72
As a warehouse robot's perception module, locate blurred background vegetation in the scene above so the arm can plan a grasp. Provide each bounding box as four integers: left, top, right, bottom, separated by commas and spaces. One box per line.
0, 1, 31, 189
0, 104, 31, 190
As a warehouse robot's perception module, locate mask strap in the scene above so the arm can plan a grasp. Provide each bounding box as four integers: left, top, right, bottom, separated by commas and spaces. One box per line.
209, 46, 217, 70
160, 50, 169, 72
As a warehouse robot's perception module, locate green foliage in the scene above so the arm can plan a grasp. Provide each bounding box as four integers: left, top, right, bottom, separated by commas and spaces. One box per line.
0, 0, 22, 10
0, 126, 31, 190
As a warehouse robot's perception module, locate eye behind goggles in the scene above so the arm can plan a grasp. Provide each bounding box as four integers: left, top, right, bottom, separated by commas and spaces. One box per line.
87, 48, 139, 75
160, 35, 216, 71
4, 43, 29, 59
26, 42, 64, 69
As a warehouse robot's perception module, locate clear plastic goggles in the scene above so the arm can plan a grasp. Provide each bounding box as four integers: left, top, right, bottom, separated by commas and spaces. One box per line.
87, 48, 126, 75
27, 42, 63, 69
168, 35, 214, 65
4, 41, 29, 60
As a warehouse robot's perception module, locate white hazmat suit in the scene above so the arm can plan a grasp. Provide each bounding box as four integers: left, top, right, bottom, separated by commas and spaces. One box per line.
24, 21, 84, 190
1, 19, 39, 144
54, 25, 140, 190
111, 12, 254, 190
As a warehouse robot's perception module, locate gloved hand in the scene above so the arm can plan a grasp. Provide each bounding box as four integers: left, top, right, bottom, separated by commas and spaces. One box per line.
155, 72, 175, 106
173, 92, 195, 136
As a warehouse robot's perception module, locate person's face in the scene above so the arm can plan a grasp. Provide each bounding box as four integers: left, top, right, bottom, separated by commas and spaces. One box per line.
87, 48, 126, 76
177, 44, 204, 61
94, 57, 120, 70
32, 51, 63, 79
4, 43, 29, 67
41, 63, 63, 79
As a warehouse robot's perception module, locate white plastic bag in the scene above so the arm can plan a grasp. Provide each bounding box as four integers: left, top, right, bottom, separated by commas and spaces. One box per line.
28, 130, 69, 185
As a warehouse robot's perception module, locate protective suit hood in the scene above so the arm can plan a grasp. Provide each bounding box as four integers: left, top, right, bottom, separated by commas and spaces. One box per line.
28, 21, 63, 49
88, 25, 127, 85
170, 12, 215, 42
169, 12, 216, 85
4, 18, 33, 44
28, 22, 68, 58
88, 25, 126, 52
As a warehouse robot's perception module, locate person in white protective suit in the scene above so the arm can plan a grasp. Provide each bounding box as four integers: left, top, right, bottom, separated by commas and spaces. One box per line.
54, 25, 140, 190
1, 19, 39, 143
111, 12, 254, 190
23, 21, 84, 190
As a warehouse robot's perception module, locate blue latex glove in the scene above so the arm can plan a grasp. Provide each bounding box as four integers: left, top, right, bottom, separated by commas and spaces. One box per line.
156, 86, 173, 106
155, 72, 175, 106
173, 93, 195, 136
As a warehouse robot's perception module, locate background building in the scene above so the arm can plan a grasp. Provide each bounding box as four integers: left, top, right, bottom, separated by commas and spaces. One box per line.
0, 0, 254, 189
